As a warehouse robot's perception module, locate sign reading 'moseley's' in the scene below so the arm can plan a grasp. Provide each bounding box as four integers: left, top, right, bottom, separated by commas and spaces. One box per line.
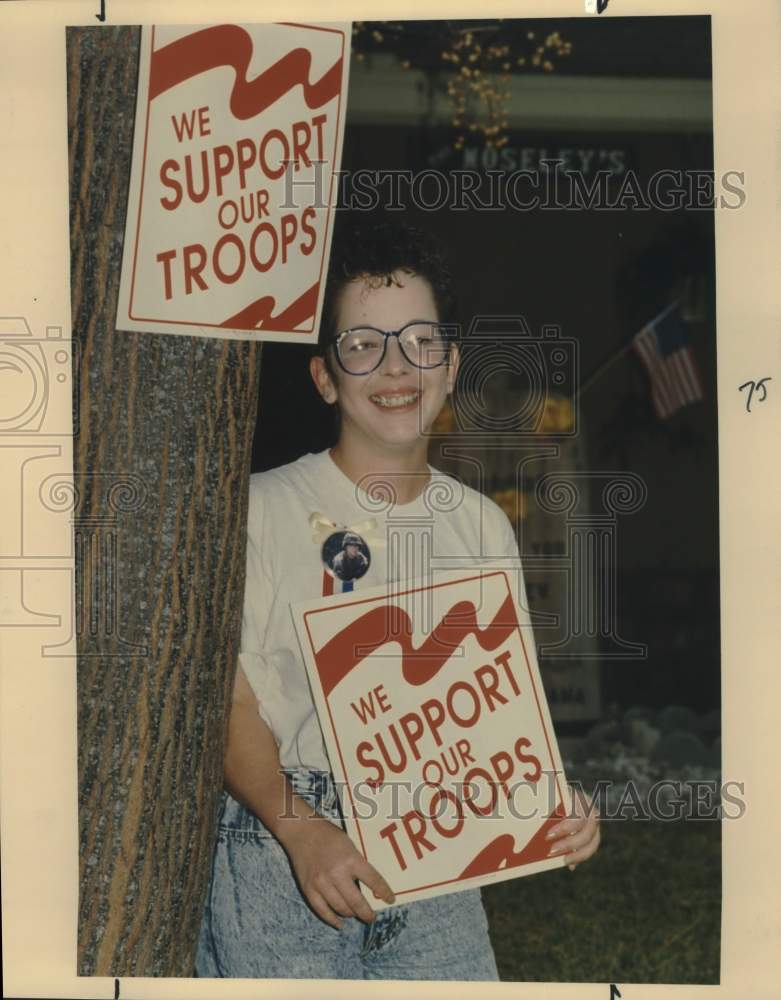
117, 22, 350, 342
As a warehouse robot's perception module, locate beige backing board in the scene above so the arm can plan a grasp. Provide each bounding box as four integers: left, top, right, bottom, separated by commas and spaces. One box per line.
1, 1, 779, 998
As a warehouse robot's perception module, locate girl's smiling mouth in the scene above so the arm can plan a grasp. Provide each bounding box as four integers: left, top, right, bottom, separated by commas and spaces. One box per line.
368, 390, 421, 410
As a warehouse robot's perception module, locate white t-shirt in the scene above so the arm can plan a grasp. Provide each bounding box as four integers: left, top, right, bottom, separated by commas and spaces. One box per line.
240, 449, 530, 772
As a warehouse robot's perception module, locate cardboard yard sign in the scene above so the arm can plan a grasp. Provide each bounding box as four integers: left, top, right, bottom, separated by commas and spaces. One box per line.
292, 567, 573, 909
117, 22, 350, 341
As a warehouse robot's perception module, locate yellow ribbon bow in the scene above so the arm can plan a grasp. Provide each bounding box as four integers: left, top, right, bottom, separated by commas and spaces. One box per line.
308, 512, 385, 549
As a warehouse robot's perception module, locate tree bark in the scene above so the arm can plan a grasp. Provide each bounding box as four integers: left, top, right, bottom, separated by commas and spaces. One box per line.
67, 26, 260, 976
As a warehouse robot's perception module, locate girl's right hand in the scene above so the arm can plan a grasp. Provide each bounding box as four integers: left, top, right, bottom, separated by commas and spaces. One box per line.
280, 814, 396, 929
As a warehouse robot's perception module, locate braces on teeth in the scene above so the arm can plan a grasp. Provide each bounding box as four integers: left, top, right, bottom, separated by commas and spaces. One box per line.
370, 393, 420, 407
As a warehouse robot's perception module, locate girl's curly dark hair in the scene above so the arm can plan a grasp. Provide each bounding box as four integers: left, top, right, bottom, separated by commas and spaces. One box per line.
317, 215, 455, 356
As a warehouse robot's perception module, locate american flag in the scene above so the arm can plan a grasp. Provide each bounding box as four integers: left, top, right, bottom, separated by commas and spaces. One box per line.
632, 301, 704, 419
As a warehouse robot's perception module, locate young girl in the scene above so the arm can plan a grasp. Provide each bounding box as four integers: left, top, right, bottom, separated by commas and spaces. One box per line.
195, 220, 600, 981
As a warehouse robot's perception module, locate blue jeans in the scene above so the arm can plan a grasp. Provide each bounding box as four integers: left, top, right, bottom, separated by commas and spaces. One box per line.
195, 768, 500, 980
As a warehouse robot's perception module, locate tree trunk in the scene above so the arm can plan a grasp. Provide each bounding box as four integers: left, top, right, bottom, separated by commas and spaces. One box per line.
67, 26, 260, 976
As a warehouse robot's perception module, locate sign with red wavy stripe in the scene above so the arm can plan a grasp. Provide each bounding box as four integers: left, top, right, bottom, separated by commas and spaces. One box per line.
293, 566, 572, 908
116, 22, 350, 342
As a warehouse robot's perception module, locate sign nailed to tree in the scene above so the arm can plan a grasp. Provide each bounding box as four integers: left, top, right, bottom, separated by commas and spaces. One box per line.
293, 568, 572, 907
117, 22, 350, 342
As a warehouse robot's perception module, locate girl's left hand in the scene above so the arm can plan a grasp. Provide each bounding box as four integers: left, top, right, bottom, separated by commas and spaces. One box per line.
545, 785, 601, 871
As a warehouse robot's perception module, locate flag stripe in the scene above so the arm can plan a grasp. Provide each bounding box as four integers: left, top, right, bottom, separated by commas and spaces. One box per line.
632, 305, 704, 420
681, 352, 699, 401
681, 349, 704, 399
634, 330, 673, 417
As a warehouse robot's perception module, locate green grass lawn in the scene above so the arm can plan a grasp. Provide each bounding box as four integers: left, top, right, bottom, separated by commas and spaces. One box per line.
482, 819, 721, 984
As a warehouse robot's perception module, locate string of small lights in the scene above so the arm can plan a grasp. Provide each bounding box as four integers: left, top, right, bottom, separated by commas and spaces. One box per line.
351, 21, 573, 150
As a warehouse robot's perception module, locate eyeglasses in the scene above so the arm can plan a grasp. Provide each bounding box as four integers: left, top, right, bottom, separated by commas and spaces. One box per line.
331, 321, 456, 376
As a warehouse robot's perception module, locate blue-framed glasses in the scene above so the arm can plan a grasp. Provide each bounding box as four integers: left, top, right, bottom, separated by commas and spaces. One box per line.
331, 321, 456, 376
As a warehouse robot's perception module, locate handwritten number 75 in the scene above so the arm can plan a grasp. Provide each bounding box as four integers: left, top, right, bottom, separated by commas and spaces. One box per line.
739, 377, 772, 412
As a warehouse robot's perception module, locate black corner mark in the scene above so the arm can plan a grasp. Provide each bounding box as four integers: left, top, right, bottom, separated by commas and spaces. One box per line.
598, 0, 611, 12
114, 979, 120, 999
738, 377, 772, 412
95, 0, 106, 22
610, 986, 622, 1000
